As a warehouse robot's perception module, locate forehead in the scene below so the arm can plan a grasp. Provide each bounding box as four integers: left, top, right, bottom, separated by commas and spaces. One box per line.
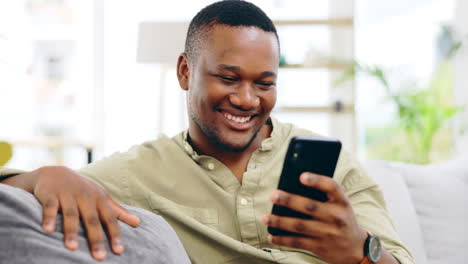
198, 25, 279, 72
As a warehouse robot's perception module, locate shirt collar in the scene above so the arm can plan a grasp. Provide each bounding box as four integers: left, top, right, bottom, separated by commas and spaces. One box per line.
181, 117, 281, 162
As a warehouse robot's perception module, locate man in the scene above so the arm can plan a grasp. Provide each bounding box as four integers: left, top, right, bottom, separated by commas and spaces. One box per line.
1, 1, 415, 263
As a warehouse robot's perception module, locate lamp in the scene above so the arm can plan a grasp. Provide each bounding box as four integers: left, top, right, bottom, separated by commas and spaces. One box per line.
137, 22, 188, 64
136, 22, 189, 134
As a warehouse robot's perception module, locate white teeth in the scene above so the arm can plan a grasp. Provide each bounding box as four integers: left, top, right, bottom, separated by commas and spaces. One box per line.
223, 113, 251, 123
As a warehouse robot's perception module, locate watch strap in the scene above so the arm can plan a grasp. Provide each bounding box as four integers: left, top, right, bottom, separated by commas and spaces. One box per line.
359, 256, 373, 264
360, 231, 377, 264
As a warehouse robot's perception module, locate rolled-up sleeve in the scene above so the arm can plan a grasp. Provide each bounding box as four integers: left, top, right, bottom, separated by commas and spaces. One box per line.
0, 168, 26, 177
339, 159, 416, 264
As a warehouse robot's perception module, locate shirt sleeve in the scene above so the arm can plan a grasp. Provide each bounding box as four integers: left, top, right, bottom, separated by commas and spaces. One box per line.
336, 152, 416, 264
0, 168, 27, 180
0, 168, 27, 176
78, 151, 133, 206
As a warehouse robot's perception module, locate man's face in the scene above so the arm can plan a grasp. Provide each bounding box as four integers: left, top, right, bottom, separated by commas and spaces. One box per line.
182, 25, 279, 152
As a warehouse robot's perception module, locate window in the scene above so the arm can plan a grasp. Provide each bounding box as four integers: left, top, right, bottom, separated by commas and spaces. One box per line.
355, 0, 457, 161
0, 0, 95, 169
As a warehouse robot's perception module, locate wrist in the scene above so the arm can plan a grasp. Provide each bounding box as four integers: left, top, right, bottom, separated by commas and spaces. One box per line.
352, 228, 369, 263
4, 169, 40, 193
359, 231, 383, 264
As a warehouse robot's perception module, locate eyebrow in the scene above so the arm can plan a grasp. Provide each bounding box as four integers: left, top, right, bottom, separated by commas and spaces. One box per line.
217, 64, 240, 72
259, 71, 277, 78
217, 64, 277, 78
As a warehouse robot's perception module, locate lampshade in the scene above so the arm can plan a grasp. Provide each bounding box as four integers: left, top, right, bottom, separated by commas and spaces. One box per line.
136, 22, 189, 65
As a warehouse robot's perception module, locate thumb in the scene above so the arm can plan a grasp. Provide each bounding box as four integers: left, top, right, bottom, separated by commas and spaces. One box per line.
109, 199, 141, 227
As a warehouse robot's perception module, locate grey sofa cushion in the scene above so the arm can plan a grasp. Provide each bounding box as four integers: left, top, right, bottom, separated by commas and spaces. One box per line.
363, 160, 427, 264
0, 184, 191, 264
390, 156, 468, 264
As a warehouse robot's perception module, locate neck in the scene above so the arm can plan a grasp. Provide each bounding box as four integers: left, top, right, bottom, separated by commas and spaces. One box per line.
188, 124, 272, 182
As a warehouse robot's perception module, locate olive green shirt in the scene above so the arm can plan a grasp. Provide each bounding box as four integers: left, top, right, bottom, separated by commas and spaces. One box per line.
1, 118, 415, 264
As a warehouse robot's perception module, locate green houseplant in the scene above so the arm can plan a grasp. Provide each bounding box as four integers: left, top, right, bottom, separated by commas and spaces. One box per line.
337, 26, 462, 164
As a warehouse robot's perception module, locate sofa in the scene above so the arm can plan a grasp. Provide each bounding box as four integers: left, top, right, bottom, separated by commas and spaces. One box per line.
363, 156, 468, 264
0, 183, 191, 263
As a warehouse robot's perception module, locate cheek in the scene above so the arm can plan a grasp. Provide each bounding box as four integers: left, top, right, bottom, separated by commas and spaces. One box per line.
188, 79, 219, 112
188, 74, 207, 102
262, 89, 277, 112
200, 79, 228, 104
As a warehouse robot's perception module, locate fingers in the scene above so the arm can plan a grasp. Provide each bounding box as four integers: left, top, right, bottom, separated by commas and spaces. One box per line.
270, 190, 338, 221
60, 195, 80, 250
97, 200, 124, 255
264, 214, 369, 264
41, 196, 59, 233
270, 190, 328, 219
60, 194, 129, 259
299, 173, 347, 204
262, 214, 333, 238
32, 167, 131, 261
77, 196, 107, 261
109, 200, 140, 227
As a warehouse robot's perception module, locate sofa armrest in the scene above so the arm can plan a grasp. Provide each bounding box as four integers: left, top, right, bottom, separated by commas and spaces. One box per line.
363, 160, 427, 264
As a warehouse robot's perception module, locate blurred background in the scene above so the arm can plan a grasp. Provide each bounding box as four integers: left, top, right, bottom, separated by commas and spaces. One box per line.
1, 0, 467, 170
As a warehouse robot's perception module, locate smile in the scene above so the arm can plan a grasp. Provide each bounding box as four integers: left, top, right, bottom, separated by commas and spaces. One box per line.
223, 112, 252, 123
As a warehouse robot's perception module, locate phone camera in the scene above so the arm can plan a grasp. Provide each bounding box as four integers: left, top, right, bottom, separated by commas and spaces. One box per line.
292, 143, 302, 161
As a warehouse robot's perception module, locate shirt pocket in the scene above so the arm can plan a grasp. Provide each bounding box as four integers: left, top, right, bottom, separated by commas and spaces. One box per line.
279, 246, 324, 263
146, 193, 219, 230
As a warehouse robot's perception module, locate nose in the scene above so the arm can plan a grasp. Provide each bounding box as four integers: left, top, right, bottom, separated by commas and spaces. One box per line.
228, 82, 260, 110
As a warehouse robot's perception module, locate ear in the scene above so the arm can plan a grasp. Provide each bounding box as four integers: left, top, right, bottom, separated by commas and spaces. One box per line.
177, 53, 190, 91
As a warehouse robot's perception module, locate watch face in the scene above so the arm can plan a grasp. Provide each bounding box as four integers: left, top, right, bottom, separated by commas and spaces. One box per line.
368, 236, 382, 262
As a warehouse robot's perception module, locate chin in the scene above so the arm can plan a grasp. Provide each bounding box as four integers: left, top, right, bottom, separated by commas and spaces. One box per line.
191, 113, 263, 153
215, 134, 257, 153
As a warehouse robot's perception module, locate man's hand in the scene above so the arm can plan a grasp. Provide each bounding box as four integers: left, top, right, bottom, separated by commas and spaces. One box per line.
262, 172, 368, 264
3, 166, 140, 261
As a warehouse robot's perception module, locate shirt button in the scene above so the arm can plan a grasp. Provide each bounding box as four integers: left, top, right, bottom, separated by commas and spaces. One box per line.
240, 198, 248, 206
207, 162, 215, 170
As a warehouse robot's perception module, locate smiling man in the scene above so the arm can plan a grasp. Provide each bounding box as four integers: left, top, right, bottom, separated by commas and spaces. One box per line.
180, 22, 279, 182
1, 1, 415, 264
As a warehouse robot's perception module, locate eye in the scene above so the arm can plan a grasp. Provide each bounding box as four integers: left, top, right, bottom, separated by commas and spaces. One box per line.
255, 81, 275, 90
215, 75, 239, 84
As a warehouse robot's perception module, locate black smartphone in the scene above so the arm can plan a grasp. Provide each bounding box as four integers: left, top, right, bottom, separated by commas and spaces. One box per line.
268, 136, 342, 237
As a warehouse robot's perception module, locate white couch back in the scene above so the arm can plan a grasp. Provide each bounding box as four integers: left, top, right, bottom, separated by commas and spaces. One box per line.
364, 156, 468, 264
364, 160, 427, 264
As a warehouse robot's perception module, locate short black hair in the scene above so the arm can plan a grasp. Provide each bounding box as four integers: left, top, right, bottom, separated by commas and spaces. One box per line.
185, 0, 279, 63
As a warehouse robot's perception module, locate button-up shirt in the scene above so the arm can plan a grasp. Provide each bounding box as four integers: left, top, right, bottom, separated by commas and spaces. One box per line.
1, 118, 415, 264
